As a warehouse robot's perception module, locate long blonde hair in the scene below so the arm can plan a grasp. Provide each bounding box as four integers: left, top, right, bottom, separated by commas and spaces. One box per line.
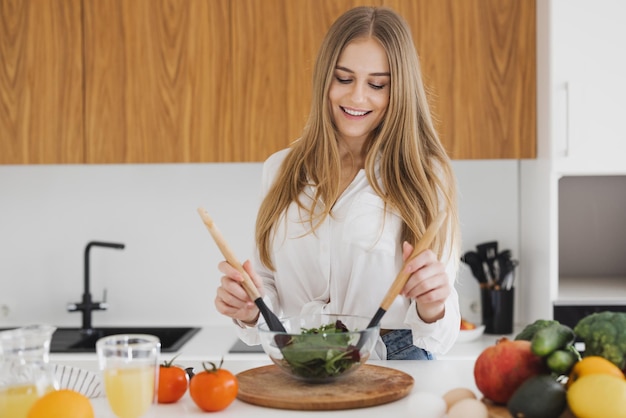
256, 6, 460, 270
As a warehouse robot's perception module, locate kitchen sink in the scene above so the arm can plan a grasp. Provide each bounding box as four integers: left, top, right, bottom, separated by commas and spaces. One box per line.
47, 327, 201, 353
0, 326, 200, 353
50, 327, 200, 353
49, 327, 201, 353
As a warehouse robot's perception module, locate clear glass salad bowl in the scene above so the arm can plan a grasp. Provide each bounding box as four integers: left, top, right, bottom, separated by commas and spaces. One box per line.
257, 314, 380, 383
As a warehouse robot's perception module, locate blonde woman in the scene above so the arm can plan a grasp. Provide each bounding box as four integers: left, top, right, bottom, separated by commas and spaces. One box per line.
215, 6, 461, 360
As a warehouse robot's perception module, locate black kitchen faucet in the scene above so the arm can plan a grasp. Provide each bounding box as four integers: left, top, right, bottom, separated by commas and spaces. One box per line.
67, 241, 125, 331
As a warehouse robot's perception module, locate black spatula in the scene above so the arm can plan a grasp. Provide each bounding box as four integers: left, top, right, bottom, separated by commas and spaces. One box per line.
461, 251, 488, 286
197, 207, 286, 333
359, 211, 447, 348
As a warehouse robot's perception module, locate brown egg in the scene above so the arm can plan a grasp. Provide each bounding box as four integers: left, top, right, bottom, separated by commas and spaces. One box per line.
448, 398, 489, 418
442, 387, 477, 410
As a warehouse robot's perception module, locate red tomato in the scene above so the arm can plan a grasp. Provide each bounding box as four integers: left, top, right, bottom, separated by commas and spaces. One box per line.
157, 356, 189, 404
189, 360, 238, 412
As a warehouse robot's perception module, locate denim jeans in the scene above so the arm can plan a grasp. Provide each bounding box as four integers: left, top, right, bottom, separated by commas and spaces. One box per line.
381, 329, 434, 360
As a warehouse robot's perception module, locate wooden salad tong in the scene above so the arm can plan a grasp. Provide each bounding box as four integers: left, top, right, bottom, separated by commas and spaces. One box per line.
197, 207, 287, 333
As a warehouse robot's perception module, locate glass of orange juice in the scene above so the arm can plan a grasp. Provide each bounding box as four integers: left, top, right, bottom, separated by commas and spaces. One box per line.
0, 325, 58, 418
96, 334, 160, 418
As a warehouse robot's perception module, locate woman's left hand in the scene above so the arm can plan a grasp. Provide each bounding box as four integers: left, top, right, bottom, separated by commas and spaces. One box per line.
400, 241, 450, 323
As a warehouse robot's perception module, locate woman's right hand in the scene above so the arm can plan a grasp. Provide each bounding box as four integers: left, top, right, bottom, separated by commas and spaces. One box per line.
214, 259, 262, 325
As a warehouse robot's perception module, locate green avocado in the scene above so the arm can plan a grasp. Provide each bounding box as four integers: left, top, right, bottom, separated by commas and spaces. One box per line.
507, 375, 567, 418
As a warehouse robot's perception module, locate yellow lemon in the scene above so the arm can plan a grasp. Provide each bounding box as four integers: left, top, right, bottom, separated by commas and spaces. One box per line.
568, 355, 625, 388
27, 389, 94, 418
567, 374, 626, 418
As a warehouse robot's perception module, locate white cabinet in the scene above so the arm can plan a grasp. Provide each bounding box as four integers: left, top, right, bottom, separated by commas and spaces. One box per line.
520, 0, 626, 325
544, 0, 626, 174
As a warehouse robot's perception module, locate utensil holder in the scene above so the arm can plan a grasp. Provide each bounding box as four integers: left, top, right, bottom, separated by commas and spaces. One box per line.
481, 287, 514, 334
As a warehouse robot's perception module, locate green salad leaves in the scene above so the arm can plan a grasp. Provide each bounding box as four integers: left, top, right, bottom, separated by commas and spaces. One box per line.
279, 320, 361, 380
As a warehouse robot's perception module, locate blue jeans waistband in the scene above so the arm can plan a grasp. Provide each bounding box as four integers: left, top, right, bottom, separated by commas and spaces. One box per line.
381, 329, 434, 360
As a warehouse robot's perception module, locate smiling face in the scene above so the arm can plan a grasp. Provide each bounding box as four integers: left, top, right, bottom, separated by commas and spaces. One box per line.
328, 37, 391, 147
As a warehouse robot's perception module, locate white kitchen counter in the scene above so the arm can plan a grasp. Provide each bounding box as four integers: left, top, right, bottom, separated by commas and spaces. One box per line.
83, 359, 481, 417
50, 325, 516, 370
48, 325, 519, 417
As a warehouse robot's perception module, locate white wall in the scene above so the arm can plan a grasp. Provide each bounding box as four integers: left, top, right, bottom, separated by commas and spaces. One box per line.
0, 161, 520, 329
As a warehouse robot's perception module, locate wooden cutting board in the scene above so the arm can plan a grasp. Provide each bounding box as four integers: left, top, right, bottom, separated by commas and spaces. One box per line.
236, 364, 414, 410
484, 399, 511, 418
483, 398, 576, 418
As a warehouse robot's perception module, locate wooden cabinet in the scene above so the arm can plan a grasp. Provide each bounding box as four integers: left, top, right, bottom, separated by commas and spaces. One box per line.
0, 0, 536, 163
388, 0, 536, 160
230, 0, 536, 161
231, 0, 289, 162
84, 0, 230, 163
232, 0, 378, 162
0, 0, 83, 164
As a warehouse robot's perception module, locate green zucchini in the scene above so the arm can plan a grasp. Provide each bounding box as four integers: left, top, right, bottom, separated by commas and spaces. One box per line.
531, 324, 575, 357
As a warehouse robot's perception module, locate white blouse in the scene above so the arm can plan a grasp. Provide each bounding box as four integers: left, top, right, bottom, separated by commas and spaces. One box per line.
235, 148, 460, 359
